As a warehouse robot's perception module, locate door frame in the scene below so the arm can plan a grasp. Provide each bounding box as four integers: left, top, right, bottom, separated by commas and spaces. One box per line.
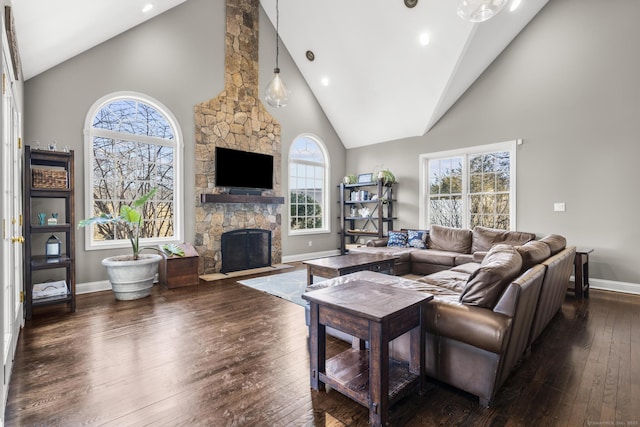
1, 35, 24, 420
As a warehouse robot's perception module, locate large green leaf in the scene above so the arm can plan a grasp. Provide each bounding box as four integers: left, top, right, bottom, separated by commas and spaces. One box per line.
132, 187, 157, 208
77, 213, 116, 227
120, 205, 141, 225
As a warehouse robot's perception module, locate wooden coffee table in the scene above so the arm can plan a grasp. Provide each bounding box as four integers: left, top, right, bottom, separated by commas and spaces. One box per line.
303, 280, 433, 426
303, 253, 398, 286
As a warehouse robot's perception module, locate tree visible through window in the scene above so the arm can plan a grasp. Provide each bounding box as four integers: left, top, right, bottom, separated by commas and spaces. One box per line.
84, 93, 182, 248
422, 142, 516, 230
289, 135, 328, 233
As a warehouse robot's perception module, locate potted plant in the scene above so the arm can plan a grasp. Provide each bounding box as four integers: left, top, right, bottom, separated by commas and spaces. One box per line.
78, 188, 184, 300
377, 169, 396, 186
342, 174, 357, 185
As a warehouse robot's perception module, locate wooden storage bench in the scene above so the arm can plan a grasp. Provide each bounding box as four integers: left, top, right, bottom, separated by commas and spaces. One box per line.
158, 243, 200, 288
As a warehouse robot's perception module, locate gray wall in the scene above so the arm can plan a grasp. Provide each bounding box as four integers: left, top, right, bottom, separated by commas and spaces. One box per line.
24, 0, 345, 284
347, 0, 640, 285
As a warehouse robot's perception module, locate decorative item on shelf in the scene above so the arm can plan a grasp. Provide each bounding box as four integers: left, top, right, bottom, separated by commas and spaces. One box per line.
350, 206, 357, 217
343, 174, 357, 185
377, 169, 396, 186
47, 212, 58, 225
357, 173, 374, 184
358, 207, 371, 217
32, 280, 68, 299
37, 212, 46, 225
45, 234, 61, 258
264, 0, 289, 107
350, 190, 370, 201
48, 140, 57, 151
456, 0, 508, 22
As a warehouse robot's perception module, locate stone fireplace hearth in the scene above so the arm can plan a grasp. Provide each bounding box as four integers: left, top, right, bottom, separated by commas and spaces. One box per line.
194, 0, 282, 274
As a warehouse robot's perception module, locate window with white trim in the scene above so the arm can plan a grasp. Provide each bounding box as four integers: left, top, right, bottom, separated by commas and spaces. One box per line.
420, 141, 516, 230
288, 134, 329, 234
84, 92, 183, 249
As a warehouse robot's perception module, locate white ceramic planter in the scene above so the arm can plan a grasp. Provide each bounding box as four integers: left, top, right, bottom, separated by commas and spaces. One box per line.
101, 253, 162, 300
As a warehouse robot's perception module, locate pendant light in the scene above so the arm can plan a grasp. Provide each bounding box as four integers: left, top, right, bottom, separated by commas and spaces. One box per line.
264, 0, 289, 107
457, 0, 509, 23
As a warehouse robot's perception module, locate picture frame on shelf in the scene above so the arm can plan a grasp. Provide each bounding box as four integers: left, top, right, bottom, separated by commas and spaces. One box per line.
357, 173, 373, 184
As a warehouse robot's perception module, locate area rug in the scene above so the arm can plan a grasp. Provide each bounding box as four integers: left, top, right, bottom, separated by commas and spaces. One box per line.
237, 269, 326, 307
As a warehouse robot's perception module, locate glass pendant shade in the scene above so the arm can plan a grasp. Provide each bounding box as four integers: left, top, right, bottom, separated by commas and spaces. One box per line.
264, 68, 290, 108
457, 0, 509, 22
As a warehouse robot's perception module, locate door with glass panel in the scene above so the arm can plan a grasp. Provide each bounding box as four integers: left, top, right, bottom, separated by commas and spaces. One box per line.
2, 53, 23, 416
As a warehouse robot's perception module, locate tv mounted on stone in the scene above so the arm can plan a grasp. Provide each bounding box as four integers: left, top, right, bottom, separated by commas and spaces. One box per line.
215, 147, 274, 195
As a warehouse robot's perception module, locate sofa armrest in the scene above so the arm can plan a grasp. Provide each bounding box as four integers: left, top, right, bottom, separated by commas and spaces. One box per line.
426, 302, 511, 354
367, 238, 388, 247
473, 251, 488, 263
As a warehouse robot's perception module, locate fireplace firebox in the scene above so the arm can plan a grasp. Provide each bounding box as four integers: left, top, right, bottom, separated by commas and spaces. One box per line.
221, 229, 272, 273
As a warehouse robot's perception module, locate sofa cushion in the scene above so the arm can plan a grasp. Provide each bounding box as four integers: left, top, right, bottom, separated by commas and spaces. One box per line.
451, 262, 481, 275
411, 248, 459, 267
455, 254, 475, 265
427, 225, 472, 253
407, 229, 428, 249
459, 244, 523, 308
418, 269, 471, 293
387, 230, 408, 247
515, 240, 551, 271
471, 226, 535, 253
538, 234, 567, 255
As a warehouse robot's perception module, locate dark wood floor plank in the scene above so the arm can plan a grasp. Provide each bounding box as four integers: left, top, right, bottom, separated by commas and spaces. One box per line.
5, 267, 640, 426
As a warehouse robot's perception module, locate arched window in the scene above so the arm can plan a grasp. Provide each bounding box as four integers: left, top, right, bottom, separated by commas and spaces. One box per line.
289, 134, 329, 234
83, 92, 183, 250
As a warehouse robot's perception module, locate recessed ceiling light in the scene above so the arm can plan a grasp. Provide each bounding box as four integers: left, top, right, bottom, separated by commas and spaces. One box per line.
321, 77, 330, 86
419, 33, 430, 46
142, 4, 154, 13
510, 0, 522, 12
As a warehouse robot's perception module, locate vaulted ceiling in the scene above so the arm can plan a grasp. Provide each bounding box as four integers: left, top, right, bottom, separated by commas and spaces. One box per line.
11, 0, 548, 148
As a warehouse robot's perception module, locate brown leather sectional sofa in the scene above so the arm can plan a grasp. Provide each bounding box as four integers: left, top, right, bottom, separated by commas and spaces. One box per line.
351, 225, 538, 276
304, 226, 576, 406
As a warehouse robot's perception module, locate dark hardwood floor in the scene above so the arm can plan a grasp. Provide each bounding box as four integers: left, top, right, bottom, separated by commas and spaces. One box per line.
5, 265, 640, 426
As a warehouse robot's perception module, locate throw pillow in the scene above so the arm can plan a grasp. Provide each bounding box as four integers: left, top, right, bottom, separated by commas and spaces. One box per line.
407, 229, 427, 249
515, 240, 551, 271
387, 230, 408, 247
459, 244, 523, 309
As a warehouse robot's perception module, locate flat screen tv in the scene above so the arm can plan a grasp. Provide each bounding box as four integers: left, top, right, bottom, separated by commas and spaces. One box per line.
215, 147, 274, 192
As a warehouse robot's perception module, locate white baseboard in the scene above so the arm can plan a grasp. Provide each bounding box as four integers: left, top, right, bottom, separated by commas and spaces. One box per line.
77, 266, 639, 296
77, 280, 111, 294
282, 249, 340, 263
580, 277, 640, 296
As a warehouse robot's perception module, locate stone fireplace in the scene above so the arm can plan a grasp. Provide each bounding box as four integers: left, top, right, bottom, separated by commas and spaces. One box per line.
194, 0, 282, 274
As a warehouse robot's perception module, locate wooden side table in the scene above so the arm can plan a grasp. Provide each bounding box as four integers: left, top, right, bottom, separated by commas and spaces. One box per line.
303, 280, 433, 426
574, 248, 593, 298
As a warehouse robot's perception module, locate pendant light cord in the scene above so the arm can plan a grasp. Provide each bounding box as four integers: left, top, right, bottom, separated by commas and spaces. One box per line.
275, 0, 280, 70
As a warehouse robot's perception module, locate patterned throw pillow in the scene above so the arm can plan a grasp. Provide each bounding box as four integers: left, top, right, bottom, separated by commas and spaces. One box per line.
387, 230, 408, 247
407, 229, 427, 249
